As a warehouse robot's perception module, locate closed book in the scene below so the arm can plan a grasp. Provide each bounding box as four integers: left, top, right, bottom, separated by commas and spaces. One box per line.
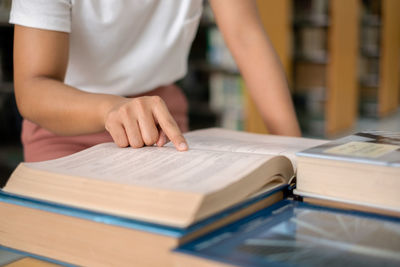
0, 187, 285, 267
295, 131, 400, 215
174, 200, 400, 267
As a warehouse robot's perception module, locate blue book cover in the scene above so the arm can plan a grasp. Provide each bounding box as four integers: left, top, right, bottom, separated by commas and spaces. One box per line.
0, 184, 288, 239
297, 131, 400, 167
175, 200, 400, 267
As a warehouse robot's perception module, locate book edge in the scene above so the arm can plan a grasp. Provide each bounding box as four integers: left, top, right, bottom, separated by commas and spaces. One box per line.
293, 189, 400, 214
0, 186, 288, 238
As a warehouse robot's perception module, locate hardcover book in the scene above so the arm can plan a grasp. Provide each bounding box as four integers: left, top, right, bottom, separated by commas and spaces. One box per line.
0, 187, 285, 267
174, 200, 400, 267
295, 131, 400, 215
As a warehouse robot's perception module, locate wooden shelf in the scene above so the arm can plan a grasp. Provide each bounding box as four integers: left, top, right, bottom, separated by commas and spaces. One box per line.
187, 0, 399, 136
244, 0, 292, 134
325, 0, 360, 136
378, 0, 400, 117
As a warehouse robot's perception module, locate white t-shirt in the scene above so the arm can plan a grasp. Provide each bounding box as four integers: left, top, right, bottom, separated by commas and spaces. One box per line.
10, 0, 203, 95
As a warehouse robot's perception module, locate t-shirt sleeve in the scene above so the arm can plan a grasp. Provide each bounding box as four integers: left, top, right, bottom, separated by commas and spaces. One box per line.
9, 0, 72, 33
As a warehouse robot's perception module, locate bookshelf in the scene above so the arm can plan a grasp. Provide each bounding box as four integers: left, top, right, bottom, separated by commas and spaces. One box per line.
183, 2, 246, 131
290, 0, 329, 137
378, 0, 400, 117
184, 0, 294, 134
359, 0, 400, 119
259, 0, 360, 137
359, 0, 381, 117
325, 0, 360, 136
289, 0, 361, 137
195, 1, 338, 135
248, 0, 399, 137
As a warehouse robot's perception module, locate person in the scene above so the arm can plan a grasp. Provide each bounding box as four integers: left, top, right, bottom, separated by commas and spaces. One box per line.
10, 0, 301, 162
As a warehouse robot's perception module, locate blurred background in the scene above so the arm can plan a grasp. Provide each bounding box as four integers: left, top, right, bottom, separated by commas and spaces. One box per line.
0, 0, 399, 184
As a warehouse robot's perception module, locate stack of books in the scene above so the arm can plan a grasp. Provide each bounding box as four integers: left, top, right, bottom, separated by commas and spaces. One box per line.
1, 128, 399, 266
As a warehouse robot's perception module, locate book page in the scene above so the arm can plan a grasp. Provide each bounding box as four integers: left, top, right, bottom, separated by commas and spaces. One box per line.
175, 128, 328, 167
24, 143, 282, 194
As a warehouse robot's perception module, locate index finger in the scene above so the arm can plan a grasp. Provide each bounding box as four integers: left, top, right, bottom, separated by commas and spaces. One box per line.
152, 100, 188, 151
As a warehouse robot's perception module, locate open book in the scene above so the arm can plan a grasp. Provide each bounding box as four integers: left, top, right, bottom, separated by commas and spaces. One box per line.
3, 128, 327, 228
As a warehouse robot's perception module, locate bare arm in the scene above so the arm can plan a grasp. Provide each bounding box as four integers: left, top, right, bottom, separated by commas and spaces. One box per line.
210, 0, 301, 136
13, 25, 187, 150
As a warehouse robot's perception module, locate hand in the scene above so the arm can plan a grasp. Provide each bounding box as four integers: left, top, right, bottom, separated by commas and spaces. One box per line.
104, 96, 188, 151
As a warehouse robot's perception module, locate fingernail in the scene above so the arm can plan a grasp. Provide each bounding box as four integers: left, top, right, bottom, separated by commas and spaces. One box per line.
179, 142, 188, 151
157, 135, 166, 147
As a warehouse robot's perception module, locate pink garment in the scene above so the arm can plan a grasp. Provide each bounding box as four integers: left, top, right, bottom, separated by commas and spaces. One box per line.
22, 84, 188, 162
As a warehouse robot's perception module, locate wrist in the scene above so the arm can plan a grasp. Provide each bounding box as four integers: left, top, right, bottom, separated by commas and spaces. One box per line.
98, 94, 127, 130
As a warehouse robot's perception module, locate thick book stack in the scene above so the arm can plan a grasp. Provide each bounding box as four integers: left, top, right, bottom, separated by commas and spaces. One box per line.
1, 128, 399, 266
0, 128, 326, 266
0, 186, 286, 267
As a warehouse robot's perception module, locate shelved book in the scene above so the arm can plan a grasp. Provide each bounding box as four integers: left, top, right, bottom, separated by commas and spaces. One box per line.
295, 131, 400, 216
0, 128, 327, 266
174, 200, 400, 267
